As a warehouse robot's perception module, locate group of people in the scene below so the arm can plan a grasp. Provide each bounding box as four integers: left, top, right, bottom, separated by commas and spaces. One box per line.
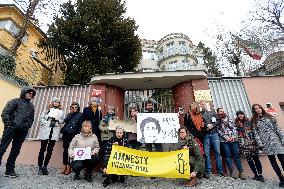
182, 100, 284, 187
0, 87, 139, 187
1, 87, 284, 188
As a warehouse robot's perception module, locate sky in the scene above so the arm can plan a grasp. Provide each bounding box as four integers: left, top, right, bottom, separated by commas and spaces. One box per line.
3, 0, 256, 48
124, 0, 255, 47
2, 0, 261, 75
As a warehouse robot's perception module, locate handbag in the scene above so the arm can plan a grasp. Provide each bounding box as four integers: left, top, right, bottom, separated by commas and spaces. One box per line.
60, 121, 78, 135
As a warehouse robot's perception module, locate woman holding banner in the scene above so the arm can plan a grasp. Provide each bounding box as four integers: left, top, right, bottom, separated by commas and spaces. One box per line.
68, 120, 100, 182
178, 126, 205, 187
103, 126, 128, 187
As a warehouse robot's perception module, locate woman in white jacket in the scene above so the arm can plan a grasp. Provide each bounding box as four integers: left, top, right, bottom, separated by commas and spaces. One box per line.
37, 97, 64, 175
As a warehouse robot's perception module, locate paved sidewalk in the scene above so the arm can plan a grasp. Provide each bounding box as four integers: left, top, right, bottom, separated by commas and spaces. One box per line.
0, 165, 281, 189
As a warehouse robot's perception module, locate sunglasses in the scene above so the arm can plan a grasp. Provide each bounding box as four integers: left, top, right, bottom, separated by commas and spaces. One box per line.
71, 106, 78, 109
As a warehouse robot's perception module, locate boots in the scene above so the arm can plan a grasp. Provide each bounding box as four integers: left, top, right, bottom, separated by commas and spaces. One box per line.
279, 175, 284, 187
38, 166, 49, 175
42, 167, 49, 175
185, 177, 198, 187
38, 167, 44, 175
73, 172, 80, 180
103, 176, 111, 187
118, 176, 126, 183
227, 169, 237, 179
238, 172, 246, 180
258, 175, 265, 182
60, 165, 67, 174
64, 165, 72, 175
85, 172, 92, 182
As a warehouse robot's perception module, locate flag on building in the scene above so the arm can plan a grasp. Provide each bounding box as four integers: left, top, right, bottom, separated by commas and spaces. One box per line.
235, 36, 263, 60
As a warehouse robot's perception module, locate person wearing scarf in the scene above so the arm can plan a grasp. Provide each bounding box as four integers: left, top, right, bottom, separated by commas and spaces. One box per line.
235, 110, 264, 182
216, 108, 245, 179
184, 102, 205, 142
68, 120, 100, 182
82, 97, 102, 146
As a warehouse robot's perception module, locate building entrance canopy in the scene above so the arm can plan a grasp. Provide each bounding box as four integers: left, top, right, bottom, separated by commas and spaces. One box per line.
90, 70, 207, 90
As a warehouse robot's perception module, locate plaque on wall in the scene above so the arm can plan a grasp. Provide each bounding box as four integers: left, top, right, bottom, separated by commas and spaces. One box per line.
194, 90, 212, 102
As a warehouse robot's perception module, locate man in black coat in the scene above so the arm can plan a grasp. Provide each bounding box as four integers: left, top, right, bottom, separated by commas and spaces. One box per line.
0, 86, 36, 178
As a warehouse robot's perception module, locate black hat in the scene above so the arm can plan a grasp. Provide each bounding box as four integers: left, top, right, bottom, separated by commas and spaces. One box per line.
236, 110, 245, 116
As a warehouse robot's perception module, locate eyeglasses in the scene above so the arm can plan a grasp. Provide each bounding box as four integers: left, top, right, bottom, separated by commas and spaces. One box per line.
71, 106, 78, 109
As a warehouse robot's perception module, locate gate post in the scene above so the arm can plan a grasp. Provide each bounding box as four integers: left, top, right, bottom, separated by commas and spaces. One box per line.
172, 81, 194, 126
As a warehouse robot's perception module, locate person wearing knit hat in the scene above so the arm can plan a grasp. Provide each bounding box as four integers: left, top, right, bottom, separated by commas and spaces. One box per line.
51, 97, 60, 103
236, 110, 245, 116
37, 97, 65, 175
90, 97, 102, 104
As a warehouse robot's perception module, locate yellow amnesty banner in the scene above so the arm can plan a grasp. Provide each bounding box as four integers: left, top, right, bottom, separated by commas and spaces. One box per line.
106, 145, 190, 179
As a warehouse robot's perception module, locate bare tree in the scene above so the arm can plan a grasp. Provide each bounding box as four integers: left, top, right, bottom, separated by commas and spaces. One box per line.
214, 30, 245, 76
9, 0, 59, 55
241, 0, 284, 55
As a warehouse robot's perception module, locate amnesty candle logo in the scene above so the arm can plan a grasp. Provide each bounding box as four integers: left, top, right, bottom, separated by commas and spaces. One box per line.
175, 153, 189, 174
106, 145, 190, 179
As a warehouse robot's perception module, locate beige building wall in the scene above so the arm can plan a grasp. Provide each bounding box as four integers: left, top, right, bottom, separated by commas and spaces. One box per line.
138, 59, 160, 71
0, 76, 21, 136
0, 5, 65, 86
242, 76, 284, 129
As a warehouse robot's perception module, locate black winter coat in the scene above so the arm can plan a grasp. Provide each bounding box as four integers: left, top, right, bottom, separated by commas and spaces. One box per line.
201, 110, 218, 134
103, 136, 128, 167
62, 112, 83, 135
82, 106, 102, 139
1, 86, 35, 130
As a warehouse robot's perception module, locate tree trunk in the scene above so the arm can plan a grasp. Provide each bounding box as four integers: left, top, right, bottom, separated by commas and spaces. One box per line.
235, 63, 241, 76
9, 0, 41, 55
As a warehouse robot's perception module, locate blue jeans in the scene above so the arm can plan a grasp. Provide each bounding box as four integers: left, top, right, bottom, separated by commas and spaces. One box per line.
221, 142, 243, 172
203, 132, 223, 174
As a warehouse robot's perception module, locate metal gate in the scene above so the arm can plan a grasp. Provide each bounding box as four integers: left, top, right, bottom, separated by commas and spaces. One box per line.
124, 89, 174, 118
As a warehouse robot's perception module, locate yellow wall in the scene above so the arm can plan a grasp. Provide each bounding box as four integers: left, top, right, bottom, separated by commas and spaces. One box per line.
0, 77, 21, 137
0, 6, 65, 86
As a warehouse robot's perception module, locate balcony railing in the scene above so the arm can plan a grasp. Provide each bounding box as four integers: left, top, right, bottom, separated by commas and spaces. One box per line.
165, 64, 207, 71
158, 47, 193, 63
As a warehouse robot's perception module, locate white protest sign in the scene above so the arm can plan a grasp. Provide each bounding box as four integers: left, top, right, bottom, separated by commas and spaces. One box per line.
74, 147, 91, 160
137, 113, 179, 143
